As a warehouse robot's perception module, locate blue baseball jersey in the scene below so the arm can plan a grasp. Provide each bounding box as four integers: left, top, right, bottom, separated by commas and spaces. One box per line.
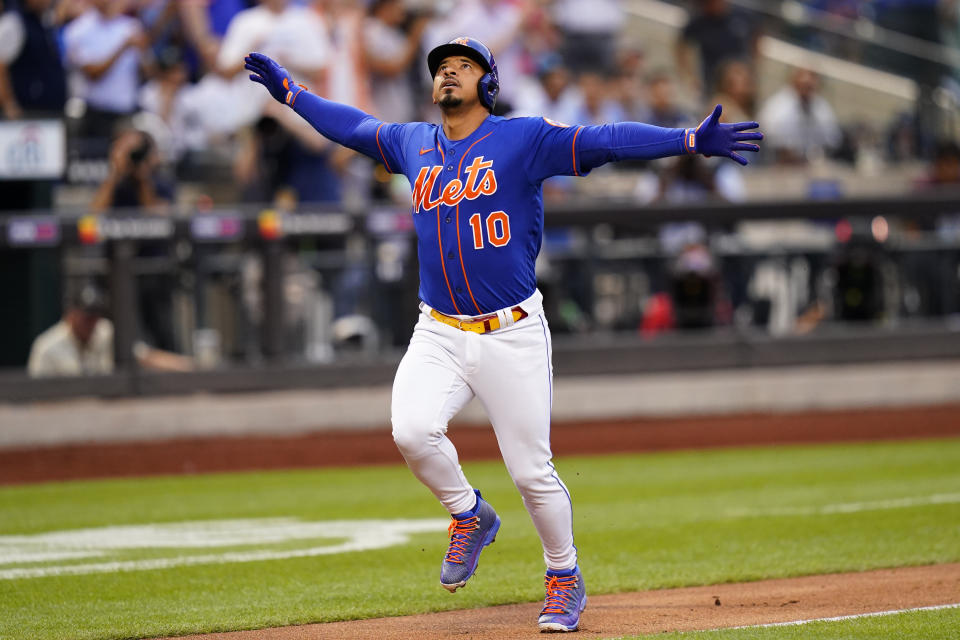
290, 95, 692, 316
374, 115, 597, 316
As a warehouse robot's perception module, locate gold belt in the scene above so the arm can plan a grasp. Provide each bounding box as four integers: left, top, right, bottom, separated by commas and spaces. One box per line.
429, 306, 528, 334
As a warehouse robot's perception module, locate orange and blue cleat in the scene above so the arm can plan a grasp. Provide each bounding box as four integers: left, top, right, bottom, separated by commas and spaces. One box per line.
440, 489, 500, 592
538, 565, 587, 632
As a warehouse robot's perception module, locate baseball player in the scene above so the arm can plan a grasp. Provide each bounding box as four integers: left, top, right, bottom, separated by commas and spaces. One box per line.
245, 37, 761, 632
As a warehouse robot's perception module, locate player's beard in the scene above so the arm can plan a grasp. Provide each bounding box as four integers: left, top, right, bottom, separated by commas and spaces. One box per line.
438, 93, 463, 109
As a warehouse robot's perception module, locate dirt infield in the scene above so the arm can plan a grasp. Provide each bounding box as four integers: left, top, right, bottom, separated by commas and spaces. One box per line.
161, 564, 960, 639
1, 404, 958, 485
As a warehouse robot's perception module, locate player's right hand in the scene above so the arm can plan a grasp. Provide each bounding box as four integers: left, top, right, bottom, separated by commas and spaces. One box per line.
244, 52, 306, 106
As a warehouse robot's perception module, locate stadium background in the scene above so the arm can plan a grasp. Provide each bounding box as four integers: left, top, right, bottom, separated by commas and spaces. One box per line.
0, 1, 959, 638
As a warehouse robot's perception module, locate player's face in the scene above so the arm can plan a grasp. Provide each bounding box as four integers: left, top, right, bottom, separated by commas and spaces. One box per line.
433, 56, 484, 110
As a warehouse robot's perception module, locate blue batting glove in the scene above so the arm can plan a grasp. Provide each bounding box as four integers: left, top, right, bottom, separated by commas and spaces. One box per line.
244, 52, 308, 106
684, 104, 763, 166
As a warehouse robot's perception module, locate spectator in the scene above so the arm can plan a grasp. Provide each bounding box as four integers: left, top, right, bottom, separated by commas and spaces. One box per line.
612, 46, 647, 122
656, 155, 723, 203
551, 0, 623, 74
91, 128, 174, 214
27, 283, 113, 377
362, 0, 429, 123
676, 0, 760, 99
63, 0, 149, 142
216, 0, 330, 85
205, 0, 331, 130
0, 0, 67, 209
757, 67, 842, 164
91, 129, 178, 351
709, 59, 755, 124
643, 69, 692, 129
179, 0, 246, 73
233, 105, 349, 204
670, 240, 720, 330
569, 72, 626, 125
315, 0, 370, 111
137, 46, 197, 163
27, 283, 193, 377
509, 52, 580, 123
0, 0, 66, 120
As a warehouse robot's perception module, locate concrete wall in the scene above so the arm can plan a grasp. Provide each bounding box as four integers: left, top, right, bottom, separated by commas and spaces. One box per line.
2, 360, 957, 448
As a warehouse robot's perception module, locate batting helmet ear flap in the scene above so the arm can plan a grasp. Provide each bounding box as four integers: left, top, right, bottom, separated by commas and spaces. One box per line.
477, 71, 499, 111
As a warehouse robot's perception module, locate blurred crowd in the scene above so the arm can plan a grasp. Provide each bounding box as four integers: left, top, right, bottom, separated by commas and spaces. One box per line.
3, 0, 960, 375
1, 0, 958, 213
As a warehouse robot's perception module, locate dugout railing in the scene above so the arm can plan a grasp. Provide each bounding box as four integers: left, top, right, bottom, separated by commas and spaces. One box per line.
1, 193, 959, 401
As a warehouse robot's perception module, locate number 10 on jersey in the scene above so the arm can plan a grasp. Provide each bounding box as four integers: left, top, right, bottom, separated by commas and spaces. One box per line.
469, 211, 511, 249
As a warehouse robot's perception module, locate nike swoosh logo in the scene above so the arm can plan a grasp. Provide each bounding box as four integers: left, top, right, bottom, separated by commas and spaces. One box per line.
419, 147, 433, 155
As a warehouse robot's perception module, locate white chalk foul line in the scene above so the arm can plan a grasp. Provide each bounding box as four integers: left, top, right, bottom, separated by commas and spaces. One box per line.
725, 602, 960, 630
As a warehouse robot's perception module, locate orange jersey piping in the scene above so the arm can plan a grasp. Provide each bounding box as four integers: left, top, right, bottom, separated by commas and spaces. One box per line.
375, 123, 392, 173
572, 126, 583, 176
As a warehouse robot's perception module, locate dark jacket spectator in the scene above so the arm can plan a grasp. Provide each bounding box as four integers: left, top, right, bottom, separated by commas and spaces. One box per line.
0, 0, 66, 118
677, 0, 760, 98
91, 129, 174, 213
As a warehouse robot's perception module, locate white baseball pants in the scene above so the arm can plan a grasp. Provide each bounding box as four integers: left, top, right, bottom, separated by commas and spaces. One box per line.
391, 290, 577, 571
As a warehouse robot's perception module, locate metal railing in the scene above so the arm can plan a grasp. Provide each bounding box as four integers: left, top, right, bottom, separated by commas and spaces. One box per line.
1, 193, 959, 400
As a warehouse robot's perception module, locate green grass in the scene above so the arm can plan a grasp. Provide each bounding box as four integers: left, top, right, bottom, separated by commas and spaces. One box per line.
0, 438, 958, 640
637, 606, 960, 639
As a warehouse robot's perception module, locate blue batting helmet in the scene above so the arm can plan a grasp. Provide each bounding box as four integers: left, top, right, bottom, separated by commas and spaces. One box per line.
427, 37, 499, 111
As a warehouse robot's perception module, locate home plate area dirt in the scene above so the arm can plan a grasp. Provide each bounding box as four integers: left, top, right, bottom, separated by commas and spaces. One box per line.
164, 563, 960, 640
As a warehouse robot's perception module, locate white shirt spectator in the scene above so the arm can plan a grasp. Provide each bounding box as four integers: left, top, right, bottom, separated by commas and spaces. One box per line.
323, 4, 370, 109
63, 9, 142, 113
27, 319, 114, 377
208, 3, 330, 133
552, 0, 622, 35
509, 78, 581, 123
758, 84, 842, 160
217, 4, 329, 83
363, 16, 414, 122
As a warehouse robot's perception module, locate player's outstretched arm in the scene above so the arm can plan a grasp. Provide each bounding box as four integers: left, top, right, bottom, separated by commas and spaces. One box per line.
566, 104, 763, 178
244, 52, 388, 161
684, 104, 763, 166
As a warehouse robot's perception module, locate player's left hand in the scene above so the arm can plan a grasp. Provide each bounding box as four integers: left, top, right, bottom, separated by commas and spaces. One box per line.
689, 104, 763, 166
244, 52, 306, 106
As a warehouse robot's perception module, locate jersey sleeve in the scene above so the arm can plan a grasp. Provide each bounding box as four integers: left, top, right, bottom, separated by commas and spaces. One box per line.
523, 117, 689, 183
521, 117, 591, 183
370, 121, 410, 175
290, 90, 411, 174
